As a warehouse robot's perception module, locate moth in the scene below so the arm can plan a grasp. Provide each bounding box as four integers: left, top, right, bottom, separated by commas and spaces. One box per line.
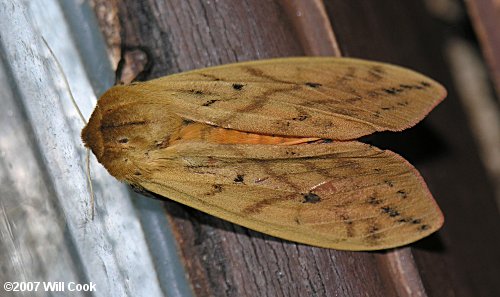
82, 57, 446, 251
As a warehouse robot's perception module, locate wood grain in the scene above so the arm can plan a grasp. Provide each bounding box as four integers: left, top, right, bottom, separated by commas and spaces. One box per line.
107, 1, 398, 295
324, 1, 500, 296
91, 0, 500, 296
465, 0, 500, 98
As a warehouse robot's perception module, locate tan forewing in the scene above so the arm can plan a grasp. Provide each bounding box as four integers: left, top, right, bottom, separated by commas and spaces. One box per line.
130, 141, 443, 250
144, 57, 446, 140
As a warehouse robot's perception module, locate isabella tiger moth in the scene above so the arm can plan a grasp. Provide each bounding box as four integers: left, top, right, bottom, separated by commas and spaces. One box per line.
82, 57, 445, 251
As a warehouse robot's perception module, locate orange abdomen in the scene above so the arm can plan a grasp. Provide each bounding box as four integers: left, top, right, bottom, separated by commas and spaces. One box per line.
170, 123, 320, 146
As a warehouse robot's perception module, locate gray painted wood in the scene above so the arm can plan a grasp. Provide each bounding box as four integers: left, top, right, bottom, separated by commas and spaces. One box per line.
0, 1, 192, 296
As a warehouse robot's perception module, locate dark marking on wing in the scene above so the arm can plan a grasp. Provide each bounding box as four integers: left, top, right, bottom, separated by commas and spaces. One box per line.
367, 66, 384, 82
276, 120, 292, 129
301, 160, 332, 180
331, 66, 362, 97
205, 184, 224, 196
100, 120, 148, 130
303, 192, 321, 203
232, 83, 244, 90
218, 95, 268, 125
367, 223, 381, 243
188, 89, 204, 95
155, 136, 170, 149
202, 99, 218, 106
399, 84, 415, 90
384, 87, 403, 95
340, 214, 354, 237
367, 196, 382, 205
382, 81, 432, 95
367, 90, 381, 98
213, 184, 223, 192
243, 66, 295, 84
305, 82, 322, 88
345, 96, 363, 103
243, 194, 295, 215
185, 160, 219, 175
261, 161, 302, 192
397, 190, 408, 198
292, 114, 309, 121
242, 162, 305, 214
117, 137, 129, 144
331, 108, 359, 117
130, 183, 155, 198
336, 159, 360, 169
381, 206, 400, 217
234, 174, 245, 183
419, 224, 430, 231
179, 89, 218, 96
199, 73, 221, 81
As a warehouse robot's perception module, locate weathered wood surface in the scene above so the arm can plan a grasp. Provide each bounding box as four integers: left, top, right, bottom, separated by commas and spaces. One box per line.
0, 1, 189, 297
465, 0, 500, 98
324, 1, 500, 296
91, 0, 500, 296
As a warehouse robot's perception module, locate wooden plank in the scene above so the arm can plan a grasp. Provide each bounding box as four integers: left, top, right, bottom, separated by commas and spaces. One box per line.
91, 0, 403, 296
0, 1, 166, 296
324, 1, 500, 296
90, 0, 500, 296
465, 0, 500, 98
277, 0, 341, 56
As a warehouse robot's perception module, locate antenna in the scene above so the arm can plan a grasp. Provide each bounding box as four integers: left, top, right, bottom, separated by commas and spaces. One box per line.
41, 36, 95, 220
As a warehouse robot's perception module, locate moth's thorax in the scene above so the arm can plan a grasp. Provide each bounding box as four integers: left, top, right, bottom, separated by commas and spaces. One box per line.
81, 85, 182, 181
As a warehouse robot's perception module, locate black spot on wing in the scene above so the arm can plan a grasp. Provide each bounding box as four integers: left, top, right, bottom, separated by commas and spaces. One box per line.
205, 184, 224, 196
202, 99, 218, 106
367, 196, 382, 205
381, 206, 400, 217
232, 83, 244, 90
366, 223, 381, 244
292, 114, 309, 121
303, 192, 321, 203
188, 89, 204, 95
340, 214, 354, 237
234, 174, 245, 183
419, 224, 430, 231
305, 82, 322, 88
397, 190, 408, 198
384, 87, 403, 95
